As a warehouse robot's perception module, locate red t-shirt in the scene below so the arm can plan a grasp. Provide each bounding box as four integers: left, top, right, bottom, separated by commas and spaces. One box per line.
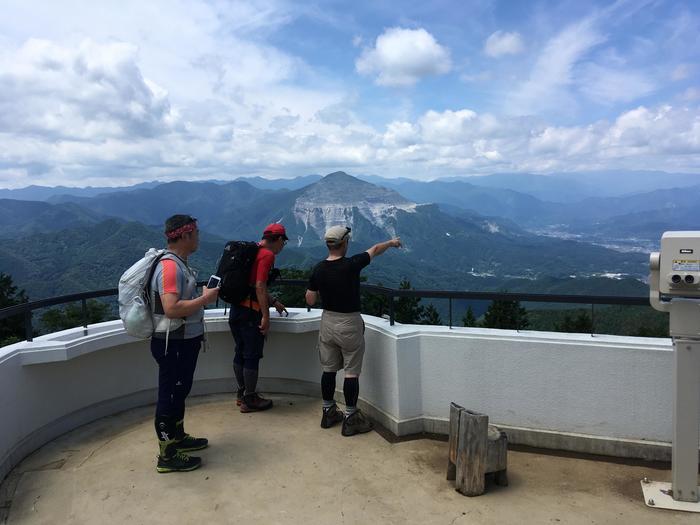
249, 244, 275, 286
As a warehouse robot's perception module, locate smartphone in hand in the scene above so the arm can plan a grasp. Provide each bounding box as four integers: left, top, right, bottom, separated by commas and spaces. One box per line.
206, 275, 221, 289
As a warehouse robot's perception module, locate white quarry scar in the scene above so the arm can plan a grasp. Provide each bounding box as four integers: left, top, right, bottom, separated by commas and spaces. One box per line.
292, 198, 417, 242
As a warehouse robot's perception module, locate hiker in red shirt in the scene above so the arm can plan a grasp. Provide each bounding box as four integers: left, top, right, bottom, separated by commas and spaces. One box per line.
228, 224, 288, 412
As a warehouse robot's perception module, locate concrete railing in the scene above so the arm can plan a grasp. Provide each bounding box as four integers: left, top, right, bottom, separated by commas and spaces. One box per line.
0, 308, 683, 482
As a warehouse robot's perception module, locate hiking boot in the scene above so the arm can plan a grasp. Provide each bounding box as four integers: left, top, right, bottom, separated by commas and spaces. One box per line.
173, 419, 208, 452
156, 450, 202, 473
341, 410, 373, 437
240, 393, 273, 413
320, 403, 344, 429
236, 387, 245, 407
174, 434, 209, 452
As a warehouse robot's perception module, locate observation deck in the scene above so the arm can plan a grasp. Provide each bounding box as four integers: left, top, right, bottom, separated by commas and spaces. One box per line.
0, 308, 698, 523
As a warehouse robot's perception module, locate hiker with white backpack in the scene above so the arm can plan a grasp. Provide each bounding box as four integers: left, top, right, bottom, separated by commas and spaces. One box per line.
142, 215, 218, 473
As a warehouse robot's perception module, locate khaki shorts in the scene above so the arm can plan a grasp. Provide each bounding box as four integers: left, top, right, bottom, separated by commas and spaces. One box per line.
318, 311, 365, 375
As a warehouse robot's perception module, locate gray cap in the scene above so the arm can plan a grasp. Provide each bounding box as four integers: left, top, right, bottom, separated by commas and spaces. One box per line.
324, 225, 352, 246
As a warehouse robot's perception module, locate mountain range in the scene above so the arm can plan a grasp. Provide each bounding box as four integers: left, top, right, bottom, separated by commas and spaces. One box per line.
0, 172, 653, 300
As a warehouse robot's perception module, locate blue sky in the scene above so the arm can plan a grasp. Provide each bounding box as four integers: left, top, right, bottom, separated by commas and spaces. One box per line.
0, 0, 698, 187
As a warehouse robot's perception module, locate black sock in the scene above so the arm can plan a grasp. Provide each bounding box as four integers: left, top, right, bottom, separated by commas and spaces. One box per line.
321, 372, 337, 407
243, 367, 258, 396
343, 377, 359, 409
233, 362, 244, 391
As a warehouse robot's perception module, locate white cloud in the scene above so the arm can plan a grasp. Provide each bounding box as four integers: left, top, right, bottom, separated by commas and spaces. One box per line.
0, 1, 698, 187
2, 100, 700, 186
355, 27, 451, 87
503, 0, 673, 117
505, 17, 605, 115
602, 105, 700, 155
418, 109, 478, 144
382, 121, 419, 148
0, 39, 178, 141
577, 64, 656, 104
484, 31, 524, 57
0, 0, 302, 102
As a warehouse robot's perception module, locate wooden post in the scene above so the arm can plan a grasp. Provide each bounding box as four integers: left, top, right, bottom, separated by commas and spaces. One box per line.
446, 402, 461, 480
486, 429, 509, 487
455, 410, 488, 496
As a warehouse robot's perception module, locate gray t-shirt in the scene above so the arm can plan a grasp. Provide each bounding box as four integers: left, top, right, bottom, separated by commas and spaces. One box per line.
150, 253, 203, 339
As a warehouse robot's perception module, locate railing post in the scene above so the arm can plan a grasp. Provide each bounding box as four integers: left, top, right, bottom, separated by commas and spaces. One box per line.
389, 295, 395, 326
449, 298, 453, 329
590, 303, 595, 337
24, 310, 33, 342
82, 299, 88, 336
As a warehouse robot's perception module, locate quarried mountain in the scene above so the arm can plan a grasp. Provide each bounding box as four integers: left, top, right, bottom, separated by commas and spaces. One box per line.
286, 171, 417, 245
269, 173, 646, 282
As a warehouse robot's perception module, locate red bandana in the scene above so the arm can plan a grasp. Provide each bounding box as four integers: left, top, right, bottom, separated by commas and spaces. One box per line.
165, 222, 197, 239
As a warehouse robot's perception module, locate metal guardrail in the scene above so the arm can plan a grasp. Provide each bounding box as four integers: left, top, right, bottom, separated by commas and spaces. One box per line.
0, 279, 650, 342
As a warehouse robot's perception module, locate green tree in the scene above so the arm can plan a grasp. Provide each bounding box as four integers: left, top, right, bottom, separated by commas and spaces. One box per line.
40, 300, 112, 334
0, 272, 29, 346
420, 304, 442, 325
361, 293, 389, 318
462, 306, 478, 327
482, 295, 529, 330
394, 279, 424, 324
269, 267, 312, 308
634, 322, 669, 338
555, 310, 593, 333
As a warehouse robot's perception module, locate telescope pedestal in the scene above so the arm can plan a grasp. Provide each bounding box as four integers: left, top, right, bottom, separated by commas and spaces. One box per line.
641, 335, 700, 512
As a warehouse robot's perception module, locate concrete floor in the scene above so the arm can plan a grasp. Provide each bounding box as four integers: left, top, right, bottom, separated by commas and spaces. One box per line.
1, 393, 697, 525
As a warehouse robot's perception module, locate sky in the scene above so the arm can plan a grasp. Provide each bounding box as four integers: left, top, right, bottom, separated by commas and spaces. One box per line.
0, 0, 699, 188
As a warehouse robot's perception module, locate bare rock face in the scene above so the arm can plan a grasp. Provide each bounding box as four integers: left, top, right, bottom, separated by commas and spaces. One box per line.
292, 172, 416, 245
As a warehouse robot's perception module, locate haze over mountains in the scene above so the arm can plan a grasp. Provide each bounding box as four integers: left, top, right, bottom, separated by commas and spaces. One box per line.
5, 170, 699, 249
1, 170, 696, 300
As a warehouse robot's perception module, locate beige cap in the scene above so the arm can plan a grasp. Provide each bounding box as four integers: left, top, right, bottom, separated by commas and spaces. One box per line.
324, 225, 352, 246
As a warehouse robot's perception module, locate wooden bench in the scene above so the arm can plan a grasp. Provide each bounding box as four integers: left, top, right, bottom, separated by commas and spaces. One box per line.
446, 402, 508, 496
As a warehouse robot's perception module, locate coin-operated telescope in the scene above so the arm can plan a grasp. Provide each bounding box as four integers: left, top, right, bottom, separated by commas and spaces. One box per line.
645, 232, 700, 512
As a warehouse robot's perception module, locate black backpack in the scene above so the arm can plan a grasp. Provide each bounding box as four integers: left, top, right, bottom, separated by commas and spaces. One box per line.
216, 241, 260, 304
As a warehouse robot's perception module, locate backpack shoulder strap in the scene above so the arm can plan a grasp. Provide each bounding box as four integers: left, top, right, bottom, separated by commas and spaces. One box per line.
144, 251, 169, 301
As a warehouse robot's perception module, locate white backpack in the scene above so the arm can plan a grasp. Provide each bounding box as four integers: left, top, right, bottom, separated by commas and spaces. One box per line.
118, 248, 166, 338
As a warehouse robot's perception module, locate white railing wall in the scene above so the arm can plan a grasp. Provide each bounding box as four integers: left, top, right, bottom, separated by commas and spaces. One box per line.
0, 308, 683, 483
